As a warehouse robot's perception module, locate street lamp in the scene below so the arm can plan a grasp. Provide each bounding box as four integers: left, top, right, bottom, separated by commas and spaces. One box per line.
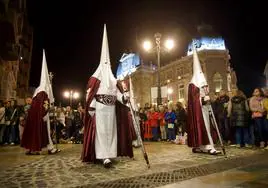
63, 90, 80, 107
143, 33, 175, 106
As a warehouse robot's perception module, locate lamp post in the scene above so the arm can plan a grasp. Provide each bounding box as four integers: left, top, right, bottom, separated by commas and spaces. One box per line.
63, 90, 79, 107
155, 33, 162, 105
143, 33, 174, 106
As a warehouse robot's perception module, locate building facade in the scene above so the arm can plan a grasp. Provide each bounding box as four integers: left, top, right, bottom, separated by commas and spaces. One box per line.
132, 39, 237, 108
0, 0, 33, 102
129, 62, 154, 108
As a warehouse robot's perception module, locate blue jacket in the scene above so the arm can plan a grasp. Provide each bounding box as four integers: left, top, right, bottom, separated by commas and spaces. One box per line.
164, 111, 176, 124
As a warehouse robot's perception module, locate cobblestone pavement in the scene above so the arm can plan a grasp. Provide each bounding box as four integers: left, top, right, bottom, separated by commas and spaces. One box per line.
0, 142, 267, 188
161, 159, 268, 188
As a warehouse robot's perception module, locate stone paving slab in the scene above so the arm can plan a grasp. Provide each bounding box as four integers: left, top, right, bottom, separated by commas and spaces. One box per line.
0, 142, 266, 188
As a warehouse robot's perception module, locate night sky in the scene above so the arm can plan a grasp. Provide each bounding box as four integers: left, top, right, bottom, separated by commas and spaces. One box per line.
27, 0, 268, 106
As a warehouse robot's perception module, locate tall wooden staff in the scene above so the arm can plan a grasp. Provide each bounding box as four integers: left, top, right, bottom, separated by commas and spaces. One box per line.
125, 76, 150, 168
49, 72, 58, 150
128, 95, 150, 168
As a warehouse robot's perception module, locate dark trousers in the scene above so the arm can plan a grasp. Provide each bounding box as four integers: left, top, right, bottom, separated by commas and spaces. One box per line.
0, 125, 6, 143
9, 124, 17, 143
168, 128, 175, 140
248, 123, 255, 145
151, 127, 159, 141
264, 119, 268, 142
235, 127, 249, 145
218, 117, 230, 142
254, 117, 265, 142
4, 125, 17, 143
56, 123, 64, 143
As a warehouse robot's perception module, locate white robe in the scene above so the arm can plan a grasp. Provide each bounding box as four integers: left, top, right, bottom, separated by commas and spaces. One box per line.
92, 83, 124, 159
201, 104, 215, 150
199, 89, 216, 151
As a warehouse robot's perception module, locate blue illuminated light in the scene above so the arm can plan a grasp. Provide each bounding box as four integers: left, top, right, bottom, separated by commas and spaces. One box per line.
187, 37, 226, 56
116, 53, 141, 80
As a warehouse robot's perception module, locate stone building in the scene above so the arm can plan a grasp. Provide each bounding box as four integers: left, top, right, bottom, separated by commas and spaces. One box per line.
0, 0, 33, 102
132, 37, 237, 108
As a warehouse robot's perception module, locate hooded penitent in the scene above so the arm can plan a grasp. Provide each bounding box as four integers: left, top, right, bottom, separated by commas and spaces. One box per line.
187, 43, 210, 147
21, 50, 53, 151
82, 24, 134, 163
33, 50, 54, 103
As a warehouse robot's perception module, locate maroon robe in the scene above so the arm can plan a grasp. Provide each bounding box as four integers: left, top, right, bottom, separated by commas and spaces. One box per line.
81, 77, 135, 162
116, 81, 137, 157
187, 83, 209, 147
21, 91, 49, 151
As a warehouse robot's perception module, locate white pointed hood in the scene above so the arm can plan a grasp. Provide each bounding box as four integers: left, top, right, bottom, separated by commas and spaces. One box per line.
92, 24, 116, 89
33, 50, 54, 103
190, 43, 208, 88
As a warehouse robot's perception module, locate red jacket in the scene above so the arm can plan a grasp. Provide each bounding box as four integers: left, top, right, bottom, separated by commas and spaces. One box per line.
158, 112, 165, 126
148, 112, 159, 127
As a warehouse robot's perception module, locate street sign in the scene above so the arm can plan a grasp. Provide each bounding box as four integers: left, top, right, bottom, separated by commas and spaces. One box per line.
116, 53, 140, 80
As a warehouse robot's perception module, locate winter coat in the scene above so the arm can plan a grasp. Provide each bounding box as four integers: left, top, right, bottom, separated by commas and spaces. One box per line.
228, 96, 249, 127
214, 95, 229, 119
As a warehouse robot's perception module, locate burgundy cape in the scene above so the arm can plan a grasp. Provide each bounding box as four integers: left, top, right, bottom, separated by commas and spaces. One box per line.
187, 83, 209, 147
21, 91, 49, 151
81, 77, 135, 163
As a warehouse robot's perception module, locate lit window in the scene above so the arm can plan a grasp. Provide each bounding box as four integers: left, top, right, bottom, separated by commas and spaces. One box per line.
178, 85, 184, 99
213, 72, 223, 92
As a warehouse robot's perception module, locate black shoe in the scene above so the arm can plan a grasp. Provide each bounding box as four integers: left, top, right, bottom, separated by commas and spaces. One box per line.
25, 151, 40, 155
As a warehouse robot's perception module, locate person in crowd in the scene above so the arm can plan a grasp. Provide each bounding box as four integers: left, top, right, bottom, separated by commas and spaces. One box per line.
227, 89, 251, 147
65, 106, 74, 142
249, 88, 265, 148
148, 107, 159, 141
72, 105, 84, 144
7, 100, 20, 145
0, 101, 6, 145
174, 102, 187, 136
158, 105, 166, 141
18, 97, 32, 142
138, 108, 147, 141
53, 107, 65, 144
143, 108, 152, 141
165, 106, 176, 142
261, 88, 268, 149
3, 100, 12, 145
214, 89, 231, 145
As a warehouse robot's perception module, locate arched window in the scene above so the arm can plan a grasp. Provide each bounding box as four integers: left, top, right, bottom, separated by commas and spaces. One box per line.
213, 72, 223, 92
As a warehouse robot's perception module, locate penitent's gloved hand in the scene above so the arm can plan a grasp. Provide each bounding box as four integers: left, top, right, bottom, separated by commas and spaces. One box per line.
123, 92, 130, 102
